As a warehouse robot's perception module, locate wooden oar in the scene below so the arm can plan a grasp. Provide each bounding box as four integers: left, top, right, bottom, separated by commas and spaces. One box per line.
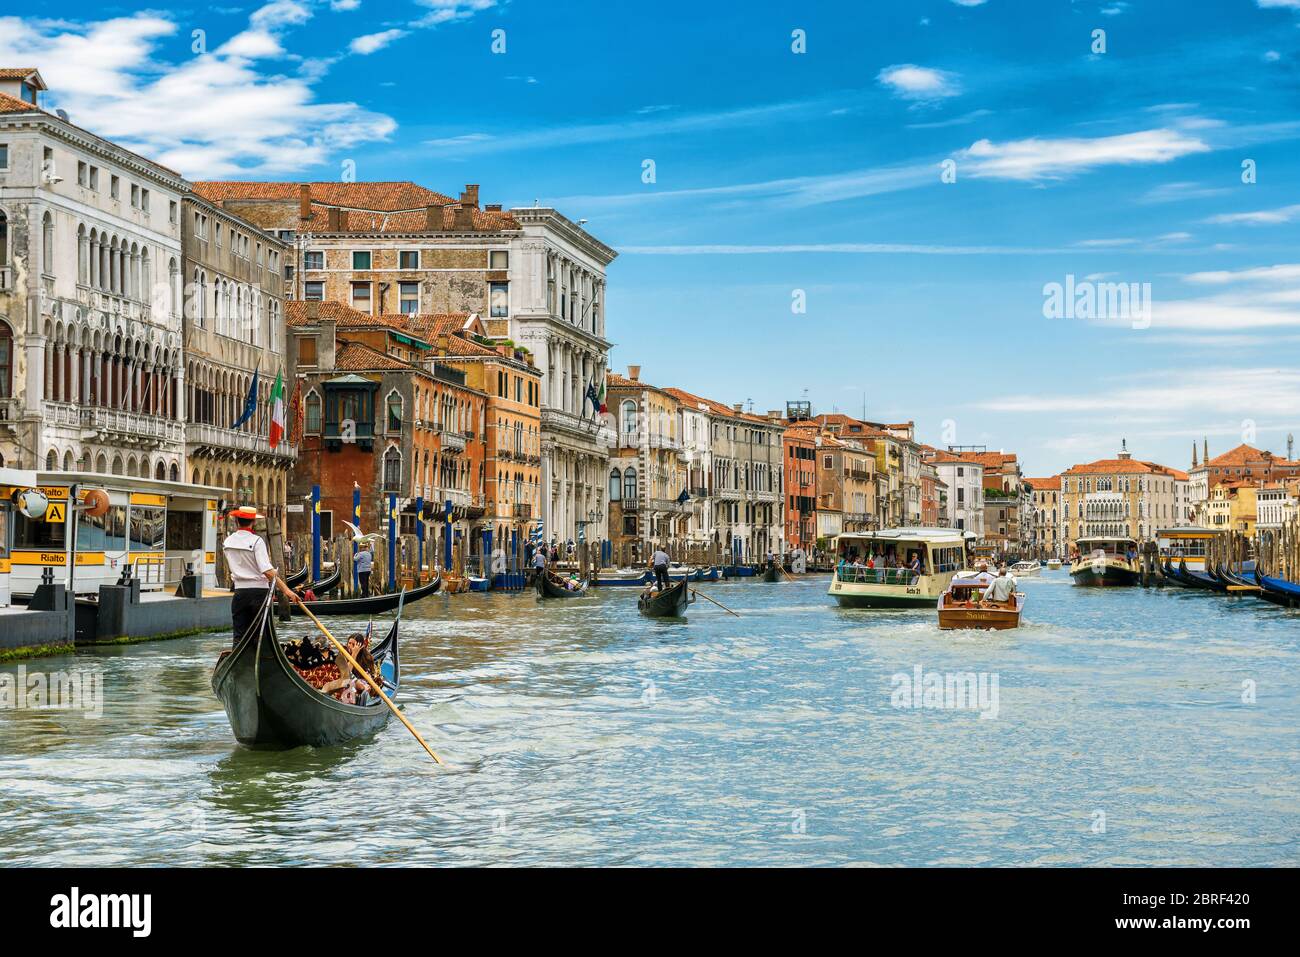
288, 590, 443, 766
691, 588, 741, 617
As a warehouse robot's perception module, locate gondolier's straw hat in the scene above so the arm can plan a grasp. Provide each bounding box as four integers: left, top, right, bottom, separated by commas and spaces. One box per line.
230, 505, 263, 521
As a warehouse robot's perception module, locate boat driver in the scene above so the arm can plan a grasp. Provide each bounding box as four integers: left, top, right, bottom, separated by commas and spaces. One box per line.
224, 506, 295, 647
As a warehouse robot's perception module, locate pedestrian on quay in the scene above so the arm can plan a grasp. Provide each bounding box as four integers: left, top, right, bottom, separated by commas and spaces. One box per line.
224, 506, 295, 648
355, 543, 374, 596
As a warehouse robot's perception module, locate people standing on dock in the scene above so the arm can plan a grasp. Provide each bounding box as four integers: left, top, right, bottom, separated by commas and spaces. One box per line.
224, 506, 295, 648
355, 544, 374, 596
650, 544, 671, 592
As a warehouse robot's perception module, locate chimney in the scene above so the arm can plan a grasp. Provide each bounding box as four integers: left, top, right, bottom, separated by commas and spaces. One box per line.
438, 334, 451, 355
460, 184, 480, 209
320, 318, 337, 371
767, 410, 782, 420
732, 403, 743, 413
306, 300, 320, 321
299, 183, 312, 220
425, 205, 442, 230
627, 364, 640, 382
453, 203, 476, 231
485, 203, 502, 213
327, 206, 342, 231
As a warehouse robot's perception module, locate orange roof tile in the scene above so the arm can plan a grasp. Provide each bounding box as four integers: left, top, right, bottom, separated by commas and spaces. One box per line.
661, 387, 772, 425
1063, 458, 1180, 476
0, 90, 40, 114
1023, 476, 1061, 490
333, 340, 421, 374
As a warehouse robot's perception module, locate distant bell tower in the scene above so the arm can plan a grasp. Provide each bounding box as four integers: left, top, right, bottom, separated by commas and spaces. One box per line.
1191, 442, 1198, 468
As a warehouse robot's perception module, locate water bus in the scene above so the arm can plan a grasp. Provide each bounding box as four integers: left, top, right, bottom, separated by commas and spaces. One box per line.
1069, 536, 1140, 587
829, 528, 974, 609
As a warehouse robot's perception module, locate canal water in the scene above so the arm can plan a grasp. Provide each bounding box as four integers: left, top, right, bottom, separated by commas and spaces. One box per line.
2, 572, 1297, 866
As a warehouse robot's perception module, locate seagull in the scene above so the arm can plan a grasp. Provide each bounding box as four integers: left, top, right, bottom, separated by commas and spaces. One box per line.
342, 520, 386, 544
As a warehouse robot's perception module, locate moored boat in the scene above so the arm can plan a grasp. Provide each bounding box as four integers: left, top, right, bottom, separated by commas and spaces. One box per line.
1010, 560, 1041, 576
284, 564, 310, 588
289, 573, 441, 616
536, 571, 589, 598
212, 592, 403, 748
1069, 537, 1140, 587
307, 567, 342, 596
637, 578, 692, 618
1255, 567, 1300, 607
937, 577, 1024, 630
829, 528, 974, 609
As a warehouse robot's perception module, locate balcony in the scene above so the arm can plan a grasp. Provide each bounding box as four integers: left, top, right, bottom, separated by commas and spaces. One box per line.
43, 401, 186, 447
649, 497, 686, 514
541, 407, 602, 441
187, 422, 297, 461
439, 428, 467, 453
513, 503, 533, 520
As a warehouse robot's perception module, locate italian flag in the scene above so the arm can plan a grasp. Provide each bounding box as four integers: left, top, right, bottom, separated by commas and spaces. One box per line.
597, 378, 607, 414
268, 371, 286, 449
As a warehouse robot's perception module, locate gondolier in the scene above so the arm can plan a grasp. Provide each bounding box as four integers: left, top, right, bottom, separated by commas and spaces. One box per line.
650, 544, 671, 592
355, 544, 374, 596
224, 506, 293, 647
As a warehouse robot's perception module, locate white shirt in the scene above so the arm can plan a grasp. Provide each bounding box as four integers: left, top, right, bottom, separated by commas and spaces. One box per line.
985, 575, 1017, 601
223, 529, 274, 589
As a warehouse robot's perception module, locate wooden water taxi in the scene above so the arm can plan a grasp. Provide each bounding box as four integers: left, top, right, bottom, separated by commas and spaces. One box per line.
829, 528, 974, 609
1046, 558, 1063, 570
1069, 537, 1140, 587
937, 577, 1024, 630
1010, 560, 1041, 576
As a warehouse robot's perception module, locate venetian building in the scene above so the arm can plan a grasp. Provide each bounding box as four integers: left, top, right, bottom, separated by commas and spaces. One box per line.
181, 194, 294, 523
0, 69, 187, 479
1061, 443, 1181, 552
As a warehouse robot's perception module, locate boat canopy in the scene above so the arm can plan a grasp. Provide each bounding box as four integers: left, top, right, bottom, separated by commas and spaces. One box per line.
834, 527, 975, 547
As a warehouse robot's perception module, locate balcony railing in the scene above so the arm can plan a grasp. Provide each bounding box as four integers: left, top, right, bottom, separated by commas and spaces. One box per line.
187, 422, 297, 460
44, 401, 186, 446
513, 503, 532, 519
440, 429, 467, 452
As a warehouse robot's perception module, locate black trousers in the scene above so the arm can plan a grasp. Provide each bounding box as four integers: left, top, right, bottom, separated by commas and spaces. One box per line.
232, 588, 271, 647
654, 564, 670, 591
358, 571, 371, 596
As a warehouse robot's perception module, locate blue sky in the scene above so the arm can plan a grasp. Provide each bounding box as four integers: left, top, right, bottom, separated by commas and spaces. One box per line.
8, 0, 1300, 475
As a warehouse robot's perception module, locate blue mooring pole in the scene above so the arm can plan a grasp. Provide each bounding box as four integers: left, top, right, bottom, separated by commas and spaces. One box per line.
387, 492, 397, 593
311, 484, 321, 582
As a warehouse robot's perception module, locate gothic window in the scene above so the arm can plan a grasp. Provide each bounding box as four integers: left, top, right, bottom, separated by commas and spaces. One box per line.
386, 390, 403, 433
623, 467, 637, 503
305, 390, 321, 434
608, 468, 622, 502
383, 447, 402, 491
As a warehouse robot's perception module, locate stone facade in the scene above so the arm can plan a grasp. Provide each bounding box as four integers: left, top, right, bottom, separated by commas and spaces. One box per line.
0, 82, 188, 479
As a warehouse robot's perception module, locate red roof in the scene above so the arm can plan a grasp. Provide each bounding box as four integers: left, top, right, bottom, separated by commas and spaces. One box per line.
1064, 458, 1180, 476
1023, 476, 1061, 490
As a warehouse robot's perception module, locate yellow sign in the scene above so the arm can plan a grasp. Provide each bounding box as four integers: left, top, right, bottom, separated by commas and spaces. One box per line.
131, 552, 165, 564
0, 558, 10, 574
130, 493, 167, 507
10, 551, 106, 567
39, 486, 69, 500
44, 501, 67, 524
205, 551, 215, 564
207, 500, 218, 511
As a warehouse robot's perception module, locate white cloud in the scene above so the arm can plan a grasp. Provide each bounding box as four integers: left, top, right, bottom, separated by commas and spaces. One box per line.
1264, 50, 1281, 62
331, 0, 361, 9
0, 10, 397, 179
349, 29, 406, 54
620, 242, 1062, 255
1203, 204, 1300, 225
1184, 264, 1300, 285
412, 0, 498, 27
877, 64, 960, 100
983, 367, 1300, 416
951, 0, 988, 6
1256, 1, 1300, 8
956, 128, 1209, 180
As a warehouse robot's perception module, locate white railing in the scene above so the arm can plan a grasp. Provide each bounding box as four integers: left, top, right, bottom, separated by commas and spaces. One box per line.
439, 429, 467, 452
82, 406, 185, 444
187, 422, 297, 459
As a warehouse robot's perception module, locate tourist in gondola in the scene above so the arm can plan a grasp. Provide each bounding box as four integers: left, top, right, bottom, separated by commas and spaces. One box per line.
224, 505, 296, 648
355, 543, 374, 596
650, 544, 671, 592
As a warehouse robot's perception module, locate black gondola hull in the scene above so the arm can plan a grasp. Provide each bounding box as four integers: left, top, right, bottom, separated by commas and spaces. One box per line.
638, 579, 691, 618
536, 574, 589, 598
211, 614, 400, 749
761, 565, 780, 583
289, 574, 441, 616
310, 567, 342, 596
284, 564, 310, 588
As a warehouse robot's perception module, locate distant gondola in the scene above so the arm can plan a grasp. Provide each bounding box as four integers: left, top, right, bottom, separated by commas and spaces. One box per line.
284, 564, 310, 588
211, 592, 403, 748
288, 573, 441, 616
536, 572, 589, 598
1255, 567, 1300, 608
1179, 558, 1226, 591
761, 563, 780, 583
1212, 562, 1258, 592
637, 578, 693, 618
308, 566, 342, 596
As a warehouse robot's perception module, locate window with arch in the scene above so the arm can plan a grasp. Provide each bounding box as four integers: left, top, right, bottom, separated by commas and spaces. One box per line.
622, 467, 637, 503
46, 449, 58, 471
621, 399, 637, 435
386, 390, 403, 433
305, 390, 321, 434
608, 468, 622, 502
0, 320, 12, 397
382, 446, 402, 491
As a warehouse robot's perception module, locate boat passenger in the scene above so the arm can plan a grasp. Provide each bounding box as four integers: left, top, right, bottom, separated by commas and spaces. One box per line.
981, 568, 1017, 608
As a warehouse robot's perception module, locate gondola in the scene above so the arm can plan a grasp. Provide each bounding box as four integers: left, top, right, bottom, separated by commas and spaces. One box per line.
211, 592, 403, 748
1212, 562, 1259, 592
284, 564, 310, 588
1161, 557, 1201, 589
1255, 567, 1300, 608
761, 563, 781, 583
1179, 558, 1226, 592
536, 571, 589, 598
307, 566, 342, 596
288, 573, 441, 616
637, 577, 693, 618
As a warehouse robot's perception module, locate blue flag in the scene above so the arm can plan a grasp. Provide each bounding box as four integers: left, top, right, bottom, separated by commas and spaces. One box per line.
232, 367, 259, 430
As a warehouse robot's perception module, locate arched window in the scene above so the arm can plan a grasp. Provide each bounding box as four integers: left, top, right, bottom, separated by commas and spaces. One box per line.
155, 461, 166, 480
63, 450, 73, 471
111, 454, 124, 476
608, 468, 622, 502
46, 449, 58, 471
623, 467, 637, 503
386, 390, 403, 433
382, 446, 402, 491
621, 399, 637, 435
0, 320, 12, 398
170, 463, 179, 482
305, 390, 321, 434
